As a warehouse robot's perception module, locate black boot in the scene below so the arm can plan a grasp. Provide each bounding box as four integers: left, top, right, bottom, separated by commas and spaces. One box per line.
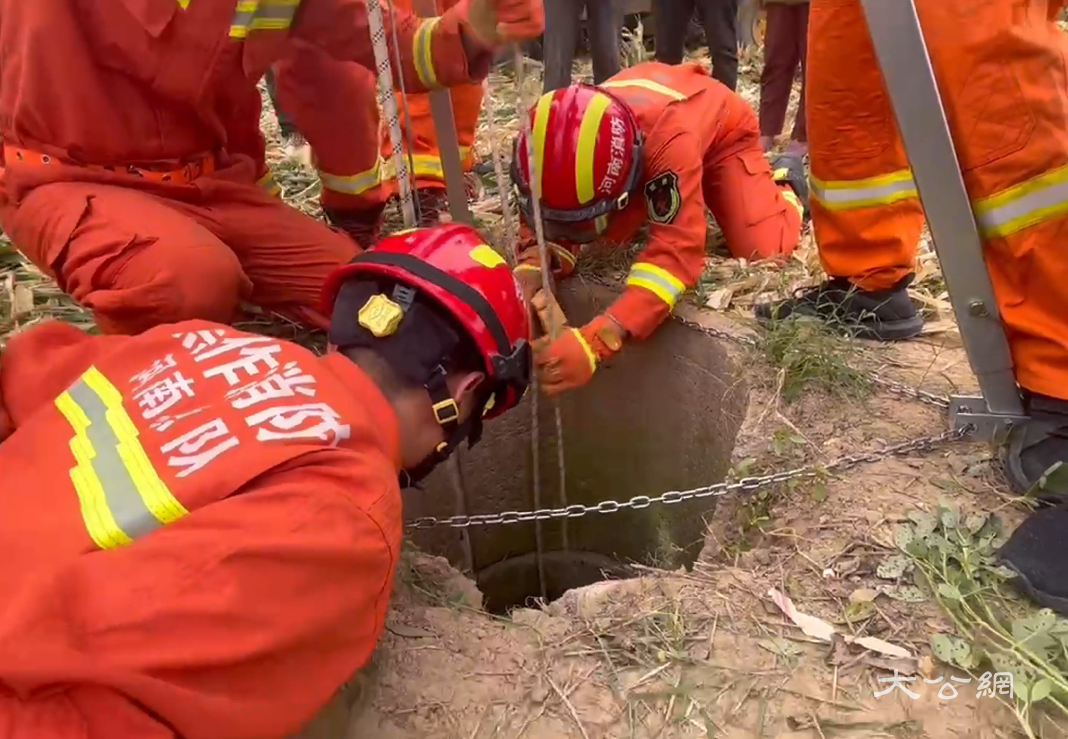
998, 503, 1068, 616
770, 153, 809, 219
1000, 392, 1068, 501
324, 204, 386, 248
754, 274, 924, 341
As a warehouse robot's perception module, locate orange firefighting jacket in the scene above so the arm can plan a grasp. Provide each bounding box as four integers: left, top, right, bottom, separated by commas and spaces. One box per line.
521, 63, 764, 339
0, 320, 403, 739
0, 0, 487, 202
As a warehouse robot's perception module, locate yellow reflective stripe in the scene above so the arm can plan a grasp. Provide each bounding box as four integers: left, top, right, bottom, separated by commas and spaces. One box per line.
320, 159, 383, 195
413, 18, 441, 89
626, 262, 686, 308
601, 79, 686, 101
531, 93, 554, 199
230, 0, 259, 38
571, 329, 599, 373
177, 0, 191, 8
380, 148, 471, 182
551, 243, 577, 268
575, 93, 613, 205
56, 392, 131, 550
809, 169, 918, 212
231, 0, 299, 39
257, 171, 281, 196
781, 188, 804, 217
973, 162, 1068, 239
56, 367, 187, 550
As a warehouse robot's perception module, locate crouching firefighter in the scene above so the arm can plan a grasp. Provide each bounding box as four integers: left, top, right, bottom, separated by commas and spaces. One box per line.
0, 224, 529, 739
510, 62, 809, 396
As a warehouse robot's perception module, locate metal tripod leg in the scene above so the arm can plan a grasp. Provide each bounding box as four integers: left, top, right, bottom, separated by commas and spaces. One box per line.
857, 0, 1027, 440
411, 0, 473, 226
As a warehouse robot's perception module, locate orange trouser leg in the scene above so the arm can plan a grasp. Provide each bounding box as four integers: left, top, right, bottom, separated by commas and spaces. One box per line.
226, 81, 281, 197
381, 0, 483, 195
271, 40, 385, 214
703, 95, 802, 261
811, 0, 1068, 399
0, 182, 250, 335
917, 0, 1068, 400
806, 0, 925, 291
178, 176, 360, 330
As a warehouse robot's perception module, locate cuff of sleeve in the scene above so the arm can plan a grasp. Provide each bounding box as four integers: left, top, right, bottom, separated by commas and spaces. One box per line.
605, 286, 674, 340
436, 6, 491, 86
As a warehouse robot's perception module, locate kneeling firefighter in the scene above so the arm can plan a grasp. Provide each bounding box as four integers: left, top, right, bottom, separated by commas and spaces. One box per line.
0, 225, 529, 739
510, 61, 808, 396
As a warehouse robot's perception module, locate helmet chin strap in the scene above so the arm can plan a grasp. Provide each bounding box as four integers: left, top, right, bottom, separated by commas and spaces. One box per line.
399, 365, 487, 489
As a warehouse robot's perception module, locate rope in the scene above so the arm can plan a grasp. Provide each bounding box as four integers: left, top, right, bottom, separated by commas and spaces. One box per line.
366, 0, 417, 228
512, 47, 570, 569
385, 0, 424, 225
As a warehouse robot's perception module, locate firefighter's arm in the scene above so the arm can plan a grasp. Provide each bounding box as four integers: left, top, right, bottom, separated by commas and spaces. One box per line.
295, 0, 543, 92
0, 321, 119, 437
2, 457, 400, 739
604, 129, 706, 341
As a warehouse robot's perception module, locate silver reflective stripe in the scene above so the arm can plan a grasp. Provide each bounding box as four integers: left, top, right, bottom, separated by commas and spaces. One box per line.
320, 161, 383, 195
251, 0, 299, 29
626, 264, 685, 307
67, 379, 161, 541
974, 170, 1068, 239
231, 1, 256, 37
809, 172, 918, 211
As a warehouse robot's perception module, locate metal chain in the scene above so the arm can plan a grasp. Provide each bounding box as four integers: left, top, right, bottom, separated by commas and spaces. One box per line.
403, 274, 967, 531
406, 426, 968, 529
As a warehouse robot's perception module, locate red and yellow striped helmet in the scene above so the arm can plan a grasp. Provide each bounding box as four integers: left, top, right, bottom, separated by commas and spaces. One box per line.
511, 84, 644, 242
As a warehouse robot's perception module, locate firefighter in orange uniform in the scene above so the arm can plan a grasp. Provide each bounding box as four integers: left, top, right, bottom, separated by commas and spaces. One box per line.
752, 0, 1068, 614
0, 225, 532, 739
510, 62, 808, 396
0, 0, 543, 335
752, 1, 1068, 493
271, 0, 485, 244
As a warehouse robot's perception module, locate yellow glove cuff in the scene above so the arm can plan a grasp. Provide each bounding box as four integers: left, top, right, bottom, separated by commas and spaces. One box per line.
571, 328, 599, 374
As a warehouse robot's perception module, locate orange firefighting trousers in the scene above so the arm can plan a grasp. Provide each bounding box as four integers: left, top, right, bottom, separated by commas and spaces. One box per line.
0, 158, 357, 335
808, 0, 1068, 400
271, 0, 483, 215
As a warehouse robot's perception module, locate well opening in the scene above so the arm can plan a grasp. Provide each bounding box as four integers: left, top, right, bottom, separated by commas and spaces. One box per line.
477, 550, 638, 615
408, 282, 749, 614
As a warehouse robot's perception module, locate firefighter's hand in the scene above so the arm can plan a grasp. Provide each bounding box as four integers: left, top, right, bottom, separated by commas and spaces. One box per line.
531, 288, 568, 339
533, 315, 625, 396
463, 0, 545, 46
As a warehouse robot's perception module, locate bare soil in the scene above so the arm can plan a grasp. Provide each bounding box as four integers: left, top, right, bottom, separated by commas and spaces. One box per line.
297, 322, 1049, 739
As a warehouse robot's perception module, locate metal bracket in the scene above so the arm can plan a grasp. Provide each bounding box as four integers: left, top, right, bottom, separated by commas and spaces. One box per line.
413, 0, 473, 225
948, 395, 1028, 442
859, 0, 1027, 425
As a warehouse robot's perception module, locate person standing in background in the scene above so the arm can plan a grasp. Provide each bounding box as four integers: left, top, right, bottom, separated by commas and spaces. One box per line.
757, 0, 808, 157
653, 0, 740, 90
543, 0, 623, 92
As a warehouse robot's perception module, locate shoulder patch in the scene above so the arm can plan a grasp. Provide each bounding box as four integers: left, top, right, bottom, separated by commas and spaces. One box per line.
644, 171, 681, 225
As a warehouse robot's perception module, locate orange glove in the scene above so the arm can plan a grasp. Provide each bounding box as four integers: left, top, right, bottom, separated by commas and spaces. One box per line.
516, 238, 579, 281
533, 315, 625, 396
531, 288, 568, 339
460, 0, 545, 46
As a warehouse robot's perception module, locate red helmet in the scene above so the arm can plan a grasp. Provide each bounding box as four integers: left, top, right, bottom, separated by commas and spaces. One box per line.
512, 84, 644, 244
321, 224, 531, 422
